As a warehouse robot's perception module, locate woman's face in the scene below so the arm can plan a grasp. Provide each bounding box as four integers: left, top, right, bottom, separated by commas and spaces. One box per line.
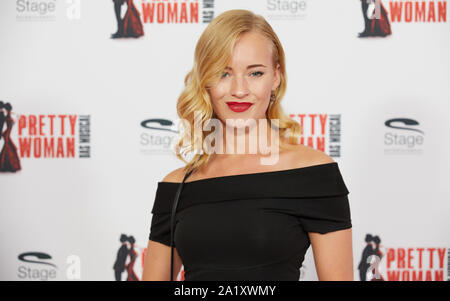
208, 31, 281, 128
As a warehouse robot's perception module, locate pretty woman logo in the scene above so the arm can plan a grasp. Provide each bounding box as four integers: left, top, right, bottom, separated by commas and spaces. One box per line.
109, 0, 212, 39
358, 0, 447, 37
0, 101, 92, 163
359, 233, 449, 281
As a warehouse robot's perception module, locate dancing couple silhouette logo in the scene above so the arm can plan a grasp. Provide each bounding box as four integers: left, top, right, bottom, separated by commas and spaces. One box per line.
358, 0, 392, 37
111, 0, 144, 39
0, 101, 21, 173
113, 234, 140, 281
358, 234, 385, 281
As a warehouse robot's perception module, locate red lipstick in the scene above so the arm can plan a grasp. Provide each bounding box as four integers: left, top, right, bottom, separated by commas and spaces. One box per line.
226, 102, 253, 113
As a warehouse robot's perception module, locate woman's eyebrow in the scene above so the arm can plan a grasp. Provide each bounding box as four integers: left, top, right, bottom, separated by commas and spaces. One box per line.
224, 64, 267, 70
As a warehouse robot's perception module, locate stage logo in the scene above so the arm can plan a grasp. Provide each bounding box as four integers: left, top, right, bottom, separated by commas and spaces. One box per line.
265, 0, 308, 21
18, 251, 58, 281
15, 0, 81, 22
16, 0, 57, 22
17, 251, 81, 280
384, 117, 425, 155
140, 118, 179, 155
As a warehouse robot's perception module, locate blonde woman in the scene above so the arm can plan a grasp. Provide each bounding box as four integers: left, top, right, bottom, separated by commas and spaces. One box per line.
142, 9, 353, 281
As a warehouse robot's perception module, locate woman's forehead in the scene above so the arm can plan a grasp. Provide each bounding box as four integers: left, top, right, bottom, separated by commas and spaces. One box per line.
228, 33, 273, 68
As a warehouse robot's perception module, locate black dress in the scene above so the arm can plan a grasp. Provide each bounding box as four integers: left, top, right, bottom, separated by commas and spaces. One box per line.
148, 162, 352, 281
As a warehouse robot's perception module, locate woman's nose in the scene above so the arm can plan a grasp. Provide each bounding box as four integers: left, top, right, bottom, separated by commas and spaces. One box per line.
230, 75, 249, 98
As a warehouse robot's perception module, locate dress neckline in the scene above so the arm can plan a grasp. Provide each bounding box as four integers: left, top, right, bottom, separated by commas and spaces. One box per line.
159, 162, 337, 185
152, 161, 348, 214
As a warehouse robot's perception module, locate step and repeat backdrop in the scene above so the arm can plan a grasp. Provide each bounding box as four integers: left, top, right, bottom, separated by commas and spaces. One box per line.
0, 0, 449, 281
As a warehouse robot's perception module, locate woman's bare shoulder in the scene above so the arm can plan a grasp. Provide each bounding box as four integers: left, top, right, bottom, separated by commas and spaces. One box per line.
161, 167, 187, 183
286, 144, 335, 168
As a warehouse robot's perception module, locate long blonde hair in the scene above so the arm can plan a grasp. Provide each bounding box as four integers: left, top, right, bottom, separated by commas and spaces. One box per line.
174, 9, 302, 174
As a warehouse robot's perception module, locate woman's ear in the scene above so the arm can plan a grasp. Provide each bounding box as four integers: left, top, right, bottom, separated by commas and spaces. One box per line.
272, 63, 281, 91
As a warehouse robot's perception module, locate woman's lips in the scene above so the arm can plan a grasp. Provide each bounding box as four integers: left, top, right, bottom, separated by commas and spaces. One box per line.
226, 102, 253, 113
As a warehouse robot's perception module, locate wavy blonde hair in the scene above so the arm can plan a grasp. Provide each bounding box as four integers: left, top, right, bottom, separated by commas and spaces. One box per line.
174, 9, 302, 174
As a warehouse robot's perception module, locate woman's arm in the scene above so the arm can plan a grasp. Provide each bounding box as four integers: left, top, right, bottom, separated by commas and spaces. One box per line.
141, 240, 183, 281
143, 167, 188, 280
308, 228, 354, 281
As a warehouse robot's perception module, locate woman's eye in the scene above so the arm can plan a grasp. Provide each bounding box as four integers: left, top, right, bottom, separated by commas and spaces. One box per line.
221, 71, 264, 78
251, 71, 264, 77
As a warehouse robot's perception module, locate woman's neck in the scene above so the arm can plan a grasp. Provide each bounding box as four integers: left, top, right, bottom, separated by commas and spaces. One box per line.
206, 118, 282, 165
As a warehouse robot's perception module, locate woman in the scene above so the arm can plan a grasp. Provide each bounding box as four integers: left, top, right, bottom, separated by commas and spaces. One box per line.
122, 0, 144, 38
0, 101, 5, 144
142, 9, 353, 281
359, 0, 391, 37
370, 236, 385, 281
111, 0, 144, 39
125, 236, 139, 281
